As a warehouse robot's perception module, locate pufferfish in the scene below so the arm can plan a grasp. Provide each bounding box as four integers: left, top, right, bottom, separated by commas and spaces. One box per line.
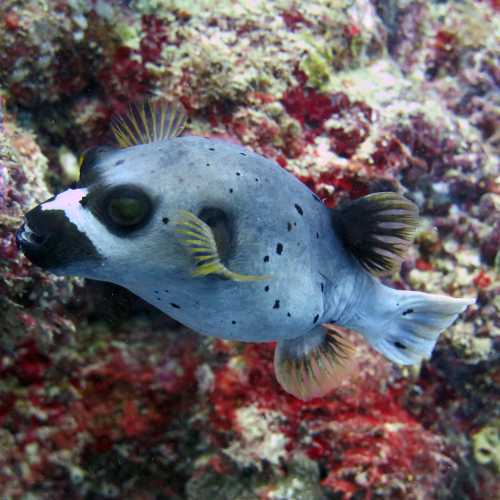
16, 100, 474, 400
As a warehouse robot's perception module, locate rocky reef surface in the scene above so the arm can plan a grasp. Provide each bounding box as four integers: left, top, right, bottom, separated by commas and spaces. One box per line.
0, 0, 498, 498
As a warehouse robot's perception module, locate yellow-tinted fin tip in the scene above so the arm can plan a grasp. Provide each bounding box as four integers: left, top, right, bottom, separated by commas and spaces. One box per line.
111, 99, 187, 148
332, 192, 420, 276
274, 325, 355, 401
175, 210, 271, 282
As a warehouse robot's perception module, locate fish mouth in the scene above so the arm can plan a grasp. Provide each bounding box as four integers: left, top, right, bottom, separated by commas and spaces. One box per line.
16, 222, 49, 249
16, 207, 102, 272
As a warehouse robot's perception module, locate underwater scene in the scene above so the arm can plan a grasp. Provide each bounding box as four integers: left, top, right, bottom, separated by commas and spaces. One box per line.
0, 0, 499, 498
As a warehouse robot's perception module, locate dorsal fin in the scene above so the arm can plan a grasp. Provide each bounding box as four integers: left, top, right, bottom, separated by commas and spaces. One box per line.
175, 210, 271, 282
111, 100, 187, 148
332, 192, 419, 276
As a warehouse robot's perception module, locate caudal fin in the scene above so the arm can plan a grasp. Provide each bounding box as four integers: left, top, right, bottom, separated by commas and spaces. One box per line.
359, 287, 475, 365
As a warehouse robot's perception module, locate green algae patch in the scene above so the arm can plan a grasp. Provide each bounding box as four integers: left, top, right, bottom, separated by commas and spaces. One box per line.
115, 23, 141, 50
299, 33, 335, 90
472, 423, 500, 472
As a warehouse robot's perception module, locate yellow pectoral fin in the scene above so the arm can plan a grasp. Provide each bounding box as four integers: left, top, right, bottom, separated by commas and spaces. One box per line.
175, 210, 271, 282
192, 262, 224, 277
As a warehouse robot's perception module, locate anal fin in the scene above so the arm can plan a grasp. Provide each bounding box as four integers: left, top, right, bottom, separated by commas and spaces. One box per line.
274, 325, 354, 400
332, 192, 419, 276
175, 210, 270, 282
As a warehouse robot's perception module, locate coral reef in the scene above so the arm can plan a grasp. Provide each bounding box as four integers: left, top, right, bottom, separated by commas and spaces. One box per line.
0, 0, 498, 498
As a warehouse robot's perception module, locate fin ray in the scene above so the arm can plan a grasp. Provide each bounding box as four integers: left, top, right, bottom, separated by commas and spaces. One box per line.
332, 192, 419, 276
274, 325, 355, 400
111, 99, 188, 148
175, 210, 271, 282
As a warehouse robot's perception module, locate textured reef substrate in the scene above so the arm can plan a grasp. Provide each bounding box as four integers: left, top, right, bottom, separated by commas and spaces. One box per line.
0, 1, 498, 498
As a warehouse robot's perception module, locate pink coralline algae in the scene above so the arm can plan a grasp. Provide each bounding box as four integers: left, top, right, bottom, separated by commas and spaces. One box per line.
208, 341, 451, 498
0, 0, 498, 499
98, 15, 170, 110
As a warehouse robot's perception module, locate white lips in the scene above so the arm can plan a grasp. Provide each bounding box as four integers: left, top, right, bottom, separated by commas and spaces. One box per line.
20, 223, 39, 244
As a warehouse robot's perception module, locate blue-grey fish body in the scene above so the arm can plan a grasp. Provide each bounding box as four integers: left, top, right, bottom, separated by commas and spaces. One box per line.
17, 101, 474, 400
108, 136, 356, 343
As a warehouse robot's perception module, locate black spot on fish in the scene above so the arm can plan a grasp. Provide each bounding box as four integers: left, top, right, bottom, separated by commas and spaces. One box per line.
287, 222, 292, 231
264, 286, 269, 292
287, 312, 291, 317
206, 163, 211, 166
273, 300, 280, 309
395, 341, 406, 350
154, 290, 159, 294
402, 308, 414, 316
240, 152, 247, 156
164, 290, 169, 293
276, 243, 283, 255
316, 232, 319, 239
294, 204, 303, 216
209, 147, 215, 151
232, 320, 236, 325
321, 283, 324, 292
263, 255, 269, 262
170, 303, 181, 309
255, 178, 259, 182
313, 314, 319, 324
162, 217, 169, 225
229, 188, 233, 193
236, 172, 241, 176
115, 159, 125, 166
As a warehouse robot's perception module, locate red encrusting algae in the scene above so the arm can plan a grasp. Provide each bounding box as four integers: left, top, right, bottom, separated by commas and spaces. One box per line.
208, 342, 451, 498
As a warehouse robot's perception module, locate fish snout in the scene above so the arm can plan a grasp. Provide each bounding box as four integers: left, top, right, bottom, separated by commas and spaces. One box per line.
16, 205, 60, 268
16, 222, 50, 250
16, 202, 101, 272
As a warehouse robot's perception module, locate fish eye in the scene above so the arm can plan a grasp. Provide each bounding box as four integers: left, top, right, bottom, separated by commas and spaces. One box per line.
105, 186, 151, 229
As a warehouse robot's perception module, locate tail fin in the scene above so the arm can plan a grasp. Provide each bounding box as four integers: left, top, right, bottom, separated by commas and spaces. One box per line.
356, 286, 475, 365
